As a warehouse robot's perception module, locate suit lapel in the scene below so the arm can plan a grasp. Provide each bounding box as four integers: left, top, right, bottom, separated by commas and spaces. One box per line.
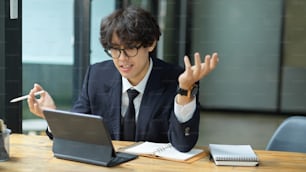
106, 73, 122, 140
136, 58, 165, 141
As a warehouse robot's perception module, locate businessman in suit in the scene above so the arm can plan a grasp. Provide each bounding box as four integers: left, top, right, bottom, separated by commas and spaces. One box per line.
27, 6, 219, 152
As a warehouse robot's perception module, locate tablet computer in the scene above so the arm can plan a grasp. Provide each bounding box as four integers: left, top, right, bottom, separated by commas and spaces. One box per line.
43, 109, 138, 167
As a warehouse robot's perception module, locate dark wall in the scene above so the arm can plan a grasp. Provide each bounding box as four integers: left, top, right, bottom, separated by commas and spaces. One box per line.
0, 0, 22, 132
191, 0, 285, 112
280, 0, 306, 113
0, 0, 5, 119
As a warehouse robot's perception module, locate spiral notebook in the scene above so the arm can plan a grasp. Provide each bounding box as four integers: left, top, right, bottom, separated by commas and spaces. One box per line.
209, 144, 259, 166
119, 141, 205, 163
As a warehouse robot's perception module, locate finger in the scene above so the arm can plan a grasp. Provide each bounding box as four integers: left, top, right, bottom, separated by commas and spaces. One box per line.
27, 96, 34, 112
213, 52, 219, 62
204, 54, 211, 72
179, 56, 193, 88
194, 52, 202, 75
28, 88, 37, 99
27, 88, 35, 111
32, 83, 46, 99
184, 55, 194, 78
183, 55, 191, 72
28, 87, 42, 109
184, 55, 192, 69
210, 52, 219, 69
39, 91, 46, 102
33, 103, 44, 118
41, 90, 46, 97
194, 52, 201, 66
34, 83, 44, 91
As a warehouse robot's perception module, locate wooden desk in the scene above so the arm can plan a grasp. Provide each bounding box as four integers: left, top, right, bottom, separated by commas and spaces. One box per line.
1, 134, 306, 172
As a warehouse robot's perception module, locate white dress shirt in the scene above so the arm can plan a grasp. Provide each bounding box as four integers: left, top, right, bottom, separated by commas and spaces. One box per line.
121, 58, 196, 123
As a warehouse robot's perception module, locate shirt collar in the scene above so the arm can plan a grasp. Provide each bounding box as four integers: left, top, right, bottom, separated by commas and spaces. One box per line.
122, 58, 153, 94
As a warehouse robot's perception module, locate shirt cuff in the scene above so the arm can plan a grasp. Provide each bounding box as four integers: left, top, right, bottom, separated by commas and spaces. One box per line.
174, 95, 196, 123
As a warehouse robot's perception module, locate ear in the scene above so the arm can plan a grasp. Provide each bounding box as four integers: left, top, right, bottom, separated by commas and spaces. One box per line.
148, 41, 157, 52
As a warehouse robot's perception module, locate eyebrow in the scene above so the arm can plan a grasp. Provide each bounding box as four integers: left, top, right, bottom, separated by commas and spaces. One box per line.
110, 44, 139, 49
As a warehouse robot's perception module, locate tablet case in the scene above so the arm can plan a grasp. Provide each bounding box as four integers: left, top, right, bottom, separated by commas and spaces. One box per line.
43, 109, 138, 167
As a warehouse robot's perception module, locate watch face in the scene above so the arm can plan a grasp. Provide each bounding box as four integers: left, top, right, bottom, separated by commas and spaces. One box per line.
191, 85, 199, 96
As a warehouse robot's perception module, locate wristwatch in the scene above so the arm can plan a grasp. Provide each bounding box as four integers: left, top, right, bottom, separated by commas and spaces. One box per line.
177, 84, 198, 98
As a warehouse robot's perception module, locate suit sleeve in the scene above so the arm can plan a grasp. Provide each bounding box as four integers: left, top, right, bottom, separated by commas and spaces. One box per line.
169, 84, 200, 152
71, 66, 92, 114
169, 103, 200, 152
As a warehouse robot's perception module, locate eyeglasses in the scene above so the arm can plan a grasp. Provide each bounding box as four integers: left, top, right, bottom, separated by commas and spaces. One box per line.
104, 45, 142, 59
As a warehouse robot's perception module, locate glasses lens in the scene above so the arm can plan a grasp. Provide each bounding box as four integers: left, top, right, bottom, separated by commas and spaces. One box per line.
105, 48, 121, 58
105, 46, 140, 59
124, 47, 138, 57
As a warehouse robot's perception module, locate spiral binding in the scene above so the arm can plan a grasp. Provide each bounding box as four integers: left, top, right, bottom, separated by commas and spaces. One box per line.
215, 155, 259, 161
153, 143, 173, 155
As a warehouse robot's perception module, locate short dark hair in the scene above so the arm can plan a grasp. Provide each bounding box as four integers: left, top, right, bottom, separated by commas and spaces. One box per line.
100, 6, 161, 49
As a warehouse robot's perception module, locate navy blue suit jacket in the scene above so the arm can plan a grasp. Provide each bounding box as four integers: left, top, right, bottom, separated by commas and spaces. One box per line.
71, 57, 200, 152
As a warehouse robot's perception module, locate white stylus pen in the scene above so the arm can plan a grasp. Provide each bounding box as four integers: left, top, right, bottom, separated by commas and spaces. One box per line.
10, 90, 45, 103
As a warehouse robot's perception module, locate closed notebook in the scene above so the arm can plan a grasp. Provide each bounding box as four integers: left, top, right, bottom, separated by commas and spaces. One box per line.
209, 144, 259, 166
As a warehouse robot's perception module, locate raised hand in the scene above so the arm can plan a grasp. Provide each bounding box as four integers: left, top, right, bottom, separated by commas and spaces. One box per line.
178, 52, 219, 90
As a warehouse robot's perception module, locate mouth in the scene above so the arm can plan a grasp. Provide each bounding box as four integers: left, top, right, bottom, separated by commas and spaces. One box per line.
120, 64, 133, 72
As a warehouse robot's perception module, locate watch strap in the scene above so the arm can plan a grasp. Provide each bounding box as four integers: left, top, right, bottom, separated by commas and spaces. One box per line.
177, 84, 198, 98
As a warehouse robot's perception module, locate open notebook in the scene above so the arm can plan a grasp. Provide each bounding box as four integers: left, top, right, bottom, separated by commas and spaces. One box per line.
119, 141, 205, 163
43, 109, 138, 167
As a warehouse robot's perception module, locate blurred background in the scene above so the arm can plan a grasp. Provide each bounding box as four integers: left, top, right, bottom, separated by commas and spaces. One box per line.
1, 0, 305, 149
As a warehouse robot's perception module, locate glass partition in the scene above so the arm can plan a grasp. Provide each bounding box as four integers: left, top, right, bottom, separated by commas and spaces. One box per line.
90, 0, 115, 64
22, 0, 116, 134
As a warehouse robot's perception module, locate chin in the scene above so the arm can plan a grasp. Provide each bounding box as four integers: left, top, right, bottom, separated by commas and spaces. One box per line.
120, 73, 131, 79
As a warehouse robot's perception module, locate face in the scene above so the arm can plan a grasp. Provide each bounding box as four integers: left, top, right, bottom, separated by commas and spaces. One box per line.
110, 34, 156, 86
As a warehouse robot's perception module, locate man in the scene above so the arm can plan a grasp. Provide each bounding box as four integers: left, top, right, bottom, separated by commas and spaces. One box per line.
27, 6, 219, 152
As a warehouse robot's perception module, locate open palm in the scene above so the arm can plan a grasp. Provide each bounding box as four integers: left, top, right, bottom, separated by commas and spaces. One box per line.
178, 52, 219, 89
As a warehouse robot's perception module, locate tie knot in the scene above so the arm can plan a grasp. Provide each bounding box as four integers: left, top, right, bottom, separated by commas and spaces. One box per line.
127, 89, 139, 100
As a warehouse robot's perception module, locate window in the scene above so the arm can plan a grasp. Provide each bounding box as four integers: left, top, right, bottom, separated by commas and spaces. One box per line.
22, 0, 115, 134
22, 0, 74, 133
90, 0, 115, 64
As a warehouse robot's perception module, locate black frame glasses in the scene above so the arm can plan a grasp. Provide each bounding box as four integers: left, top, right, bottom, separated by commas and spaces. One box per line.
104, 45, 142, 59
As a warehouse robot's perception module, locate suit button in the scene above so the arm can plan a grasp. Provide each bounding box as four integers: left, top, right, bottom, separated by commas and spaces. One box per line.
184, 127, 190, 136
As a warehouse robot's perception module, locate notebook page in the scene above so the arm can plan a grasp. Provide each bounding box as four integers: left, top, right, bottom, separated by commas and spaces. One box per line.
155, 146, 204, 161
123, 142, 169, 155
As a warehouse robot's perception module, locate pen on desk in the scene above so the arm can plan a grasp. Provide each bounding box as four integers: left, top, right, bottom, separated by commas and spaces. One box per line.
10, 90, 45, 103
